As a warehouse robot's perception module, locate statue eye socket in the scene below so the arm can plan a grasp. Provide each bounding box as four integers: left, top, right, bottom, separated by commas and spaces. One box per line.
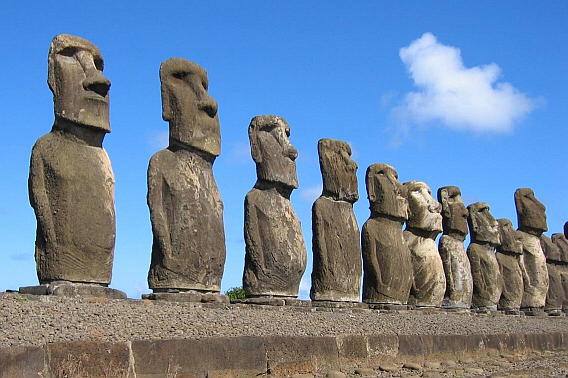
172, 72, 187, 80
58, 47, 77, 57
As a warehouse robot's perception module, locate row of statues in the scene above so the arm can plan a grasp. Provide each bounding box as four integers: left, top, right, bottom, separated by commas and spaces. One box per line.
26, 35, 568, 313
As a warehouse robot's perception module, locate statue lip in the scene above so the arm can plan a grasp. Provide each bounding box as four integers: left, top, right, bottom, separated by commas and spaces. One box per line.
85, 94, 109, 103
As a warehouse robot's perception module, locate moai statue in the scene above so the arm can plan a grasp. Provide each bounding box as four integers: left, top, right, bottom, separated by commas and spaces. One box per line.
515, 188, 549, 310
243, 115, 307, 298
496, 218, 524, 312
403, 181, 446, 307
310, 139, 361, 302
146, 58, 226, 299
552, 233, 568, 311
467, 202, 503, 311
437, 186, 473, 309
565, 222, 568, 238
541, 235, 564, 312
362, 164, 412, 305
25, 34, 124, 298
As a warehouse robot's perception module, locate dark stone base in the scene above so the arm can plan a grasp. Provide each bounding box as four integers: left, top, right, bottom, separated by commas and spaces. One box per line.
366, 303, 410, 311
284, 298, 312, 307
238, 297, 286, 306
522, 307, 546, 317
443, 307, 471, 314
502, 309, 522, 316
545, 309, 563, 317
19, 282, 126, 299
311, 301, 369, 309
142, 292, 229, 304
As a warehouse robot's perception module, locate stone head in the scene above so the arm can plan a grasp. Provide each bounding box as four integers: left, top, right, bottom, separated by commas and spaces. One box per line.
497, 218, 523, 255
404, 181, 442, 233
541, 235, 561, 262
249, 115, 298, 189
48, 34, 111, 132
317, 138, 358, 203
160, 58, 220, 157
437, 186, 469, 237
467, 202, 500, 246
514, 188, 547, 235
365, 163, 408, 220
552, 233, 568, 263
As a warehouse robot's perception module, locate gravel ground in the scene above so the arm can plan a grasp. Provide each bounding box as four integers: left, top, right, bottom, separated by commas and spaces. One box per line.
1, 292, 568, 349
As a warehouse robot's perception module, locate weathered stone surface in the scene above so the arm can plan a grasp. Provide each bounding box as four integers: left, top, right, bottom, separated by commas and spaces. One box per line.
467, 202, 503, 310
47, 341, 132, 378
20, 281, 126, 299
311, 139, 361, 302
541, 235, 564, 311
132, 337, 266, 378
0, 345, 45, 378
437, 186, 473, 309
552, 233, 568, 310
263, 335, 340, 376
515, 188, 549, 309
243, 115, 307, 297
496, 218, 524, 311
29, 34, 116, 286
403, 181, 445, 307
147, 58, 225, 292
362, 164, 412, 304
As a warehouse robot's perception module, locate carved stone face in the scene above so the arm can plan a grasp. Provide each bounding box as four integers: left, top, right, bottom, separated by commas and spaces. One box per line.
161, 58, 220, 157
438, 186, 469, 237
515, 188, 547, 235
552, 233, 568, 263
497, 218, 523, 255
48, 34, 111, 132
366, 163, 408, 220
249, 115, 298, 189
318, 138, 358, 203
467, 202, 501, 245
404, 181, 442, 233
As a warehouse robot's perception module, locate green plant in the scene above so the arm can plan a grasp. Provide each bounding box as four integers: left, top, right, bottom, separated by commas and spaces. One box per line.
224, 286, 245, 300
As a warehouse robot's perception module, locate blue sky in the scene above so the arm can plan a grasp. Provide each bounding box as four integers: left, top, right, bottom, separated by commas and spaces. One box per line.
1, 2, 566, 299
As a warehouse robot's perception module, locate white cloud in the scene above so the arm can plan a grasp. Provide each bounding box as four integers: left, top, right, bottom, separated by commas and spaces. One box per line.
394, 32, 537, 133
229, 141, 252, 163
299, 184, 322, 202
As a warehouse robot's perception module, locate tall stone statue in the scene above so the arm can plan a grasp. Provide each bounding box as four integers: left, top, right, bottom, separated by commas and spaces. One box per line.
310, 139, 361, 302
147, 58, 226, 296
552, 233, 568, 311
495, 218, 524, 312
541, 235, 564, 312
243, 115, 307, 298
403, 181, 446, 307
362, 164, 412, 305
25, 34, 124, 298
467, 202, 503, 311
437, 186, 473, 309
515, 188, 549, 310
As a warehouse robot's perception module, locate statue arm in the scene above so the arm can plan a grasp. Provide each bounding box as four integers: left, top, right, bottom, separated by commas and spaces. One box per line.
28, 146, 56, 249
147, 158, 172, 257
244, 193, 265, 270
311, 200, 328, 267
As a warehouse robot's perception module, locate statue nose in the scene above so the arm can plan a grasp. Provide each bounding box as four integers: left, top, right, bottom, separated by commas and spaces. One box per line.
287, 145, 298, 160
197, 97, 218, 118
83, 69, 111, 97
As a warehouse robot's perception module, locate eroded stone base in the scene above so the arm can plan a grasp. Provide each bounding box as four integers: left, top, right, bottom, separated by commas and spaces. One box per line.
142, 292, 229, 304
19, 282, 126, 299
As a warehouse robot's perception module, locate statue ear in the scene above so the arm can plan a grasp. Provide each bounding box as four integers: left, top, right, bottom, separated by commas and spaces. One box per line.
248, 124, 262, 163
161, 83, 172, 122
469, 210, 479, 234
366, 169, 377, 202
439, 189, 450, 217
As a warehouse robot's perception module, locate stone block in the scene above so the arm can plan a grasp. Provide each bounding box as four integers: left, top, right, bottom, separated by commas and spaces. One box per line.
264, 335, 339, 377
132, 336, 266, 378
367, 334, 399, 365
46, 341, 132, 378
336, 334, 368, 368
0, 345, 46, 378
